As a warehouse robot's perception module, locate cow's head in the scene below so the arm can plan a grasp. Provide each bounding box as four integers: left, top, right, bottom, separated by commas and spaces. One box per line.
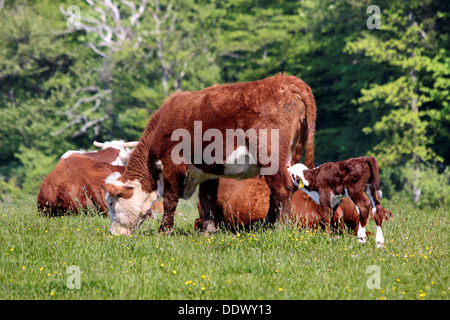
287, 163, 309, 188
104, 161, 164, 235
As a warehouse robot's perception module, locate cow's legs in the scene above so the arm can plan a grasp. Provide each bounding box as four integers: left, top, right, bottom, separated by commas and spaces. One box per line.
199, 179, 220, 233
367, 184, 386, 248
264, 173, 294, 225
373, 204, 385, 248
331, 206, 344, 233
318, 192, 333, 231
350, 193, 371, 243
159, 190, 178, 234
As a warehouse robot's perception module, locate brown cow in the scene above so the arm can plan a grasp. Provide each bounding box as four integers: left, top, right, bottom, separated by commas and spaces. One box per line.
37, 140, 138, 216
288, 156, 391, 247
104, 74, 317, 235
194, 177, 364, 234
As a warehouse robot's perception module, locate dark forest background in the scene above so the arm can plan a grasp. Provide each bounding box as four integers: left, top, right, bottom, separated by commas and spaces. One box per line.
0, 0, 449, 207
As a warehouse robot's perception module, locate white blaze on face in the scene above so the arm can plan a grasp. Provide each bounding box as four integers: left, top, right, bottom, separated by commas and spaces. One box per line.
105, 173, 156, 235
287, 163, 309, 187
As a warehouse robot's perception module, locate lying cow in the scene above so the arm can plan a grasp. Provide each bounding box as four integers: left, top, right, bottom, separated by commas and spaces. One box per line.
104, 74, 317, 235
288, 156, 391, 247
37, 140, 138, 216
194, 177, 364, 234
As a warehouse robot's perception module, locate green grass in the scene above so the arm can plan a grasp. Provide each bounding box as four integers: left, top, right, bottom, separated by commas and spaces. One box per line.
0, 196, 448, 300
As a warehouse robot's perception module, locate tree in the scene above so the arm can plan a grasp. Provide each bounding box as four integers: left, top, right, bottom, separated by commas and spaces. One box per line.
212, 0, 304, 83
345, 0, 449, 204
280, 0, 388, 163
58, 0, 221, 141
0, 1, 90, 195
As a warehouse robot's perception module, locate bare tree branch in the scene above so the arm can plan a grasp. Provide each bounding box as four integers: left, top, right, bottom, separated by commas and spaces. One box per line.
56, 0, 199, 138
88, 42, 110, 59
61, 89, 112, 116
74, 115, 109, 137
60, 0, 148, 57
52, 88, 112, 137
57, 1, 148, 138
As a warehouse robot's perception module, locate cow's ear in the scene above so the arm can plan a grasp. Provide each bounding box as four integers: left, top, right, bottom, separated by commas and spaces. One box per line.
104, 184, 134, 199
104, 184, 121, 197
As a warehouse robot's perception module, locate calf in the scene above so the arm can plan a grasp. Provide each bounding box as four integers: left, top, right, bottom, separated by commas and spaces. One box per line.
194, 177, 365, 234
288, 156, 390, 247
332, 195, 392, 233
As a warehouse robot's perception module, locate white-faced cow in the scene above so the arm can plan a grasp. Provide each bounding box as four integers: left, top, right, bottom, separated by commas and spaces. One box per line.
37, 140, 138, 216
288, 156, 391, 247
104, 73, 317, 235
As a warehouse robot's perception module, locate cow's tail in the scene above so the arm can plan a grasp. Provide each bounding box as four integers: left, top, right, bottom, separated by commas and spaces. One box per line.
287, 76, 316, 169
365, 156, 382, 202
303, 84, 316, 169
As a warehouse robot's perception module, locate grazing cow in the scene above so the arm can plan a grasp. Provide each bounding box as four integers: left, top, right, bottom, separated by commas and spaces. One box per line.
194, 177, 364, 234
104, 74, 317, 235
288, 156, 391, 247
37, 140, 138, 216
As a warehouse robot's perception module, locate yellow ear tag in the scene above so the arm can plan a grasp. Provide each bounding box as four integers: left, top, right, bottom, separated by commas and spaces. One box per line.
297, 180, 304, 188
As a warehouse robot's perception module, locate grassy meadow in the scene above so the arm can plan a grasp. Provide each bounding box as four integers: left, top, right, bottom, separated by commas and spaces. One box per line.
0, 196, 448, 300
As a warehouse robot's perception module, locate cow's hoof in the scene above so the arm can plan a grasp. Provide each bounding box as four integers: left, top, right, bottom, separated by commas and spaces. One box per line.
194, 219, 203, 231
358, 237, 366, 244
158, 226, 174, 235
202, 221, 218, 234
376, 242, 385, 249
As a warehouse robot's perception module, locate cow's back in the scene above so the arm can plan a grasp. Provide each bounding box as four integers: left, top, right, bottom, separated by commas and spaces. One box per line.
149, 74, 310, 173
37, 157, 85, 215
37, 155, 124, 215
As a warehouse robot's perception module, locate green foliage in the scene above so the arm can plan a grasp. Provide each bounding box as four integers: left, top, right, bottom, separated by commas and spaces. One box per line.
0, 0, 448, 206
345, 0, 449, 204
14, 145, 58, 196
381, 163, 450, 208
413, 165, 450, 208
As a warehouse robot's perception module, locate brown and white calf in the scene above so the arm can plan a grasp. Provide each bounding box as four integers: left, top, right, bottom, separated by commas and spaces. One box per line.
288, 156, 390, 247
194, 176, 369, 234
